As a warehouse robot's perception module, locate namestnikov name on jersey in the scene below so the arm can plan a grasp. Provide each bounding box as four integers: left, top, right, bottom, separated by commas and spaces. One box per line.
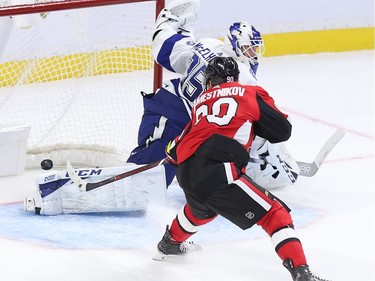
193, 86, 245, 107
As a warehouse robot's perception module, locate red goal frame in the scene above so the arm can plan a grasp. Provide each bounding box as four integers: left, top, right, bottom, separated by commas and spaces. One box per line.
0, 0, 165, 92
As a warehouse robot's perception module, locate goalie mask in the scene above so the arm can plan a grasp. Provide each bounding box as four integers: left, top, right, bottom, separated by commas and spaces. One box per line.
204, 57, 239, 90
223, 22, 265, 66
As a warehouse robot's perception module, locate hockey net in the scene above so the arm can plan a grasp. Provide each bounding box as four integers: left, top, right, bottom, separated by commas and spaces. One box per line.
0, 0, 164, 168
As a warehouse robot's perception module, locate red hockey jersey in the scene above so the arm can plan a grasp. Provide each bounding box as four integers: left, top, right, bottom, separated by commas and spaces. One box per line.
172, 81, 291, 164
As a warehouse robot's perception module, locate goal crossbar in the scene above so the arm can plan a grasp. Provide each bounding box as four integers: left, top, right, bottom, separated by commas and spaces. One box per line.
0, 0, 161, 17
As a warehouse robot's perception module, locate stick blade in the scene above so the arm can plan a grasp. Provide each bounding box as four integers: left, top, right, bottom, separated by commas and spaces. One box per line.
66, 160, 87, 191
314, 128, 345, 168
297, 161, 318, 177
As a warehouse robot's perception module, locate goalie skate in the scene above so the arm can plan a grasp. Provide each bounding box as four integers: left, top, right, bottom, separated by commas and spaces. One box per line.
152, 225, 202, 261
24, 198, 41, 214
24, 198, 36, 212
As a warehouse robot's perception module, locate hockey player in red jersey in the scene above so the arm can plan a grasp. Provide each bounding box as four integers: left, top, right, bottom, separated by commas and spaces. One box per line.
153, 57, 330, 281
127, 0, 299, 191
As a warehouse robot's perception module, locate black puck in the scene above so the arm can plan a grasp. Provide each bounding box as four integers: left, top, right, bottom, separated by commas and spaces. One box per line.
41, 159, 53, 170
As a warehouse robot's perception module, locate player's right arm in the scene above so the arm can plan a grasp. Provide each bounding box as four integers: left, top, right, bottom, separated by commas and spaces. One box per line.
251, 86, 292, 143
248, 86, 299, 185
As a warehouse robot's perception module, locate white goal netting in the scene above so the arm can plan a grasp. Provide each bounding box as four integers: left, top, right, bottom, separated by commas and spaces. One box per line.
0, 0, 161, 168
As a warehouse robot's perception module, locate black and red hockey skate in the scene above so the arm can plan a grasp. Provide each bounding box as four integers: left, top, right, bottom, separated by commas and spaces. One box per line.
152, 225, 202, 261
283, 259, 331, 281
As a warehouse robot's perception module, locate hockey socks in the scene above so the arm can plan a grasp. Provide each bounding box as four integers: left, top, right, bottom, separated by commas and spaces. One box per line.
257, 201, 307, 267
169, 204, 217, 242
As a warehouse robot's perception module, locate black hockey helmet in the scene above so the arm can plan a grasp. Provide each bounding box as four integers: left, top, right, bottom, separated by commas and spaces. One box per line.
204, 57, 239, 90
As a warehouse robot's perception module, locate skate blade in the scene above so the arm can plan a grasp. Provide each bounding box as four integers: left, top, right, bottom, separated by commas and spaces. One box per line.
152, 251, 169, 261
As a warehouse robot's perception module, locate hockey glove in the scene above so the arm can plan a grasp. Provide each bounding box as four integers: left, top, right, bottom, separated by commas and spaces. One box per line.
155, 8, 184, 31
165, 139, 178, 166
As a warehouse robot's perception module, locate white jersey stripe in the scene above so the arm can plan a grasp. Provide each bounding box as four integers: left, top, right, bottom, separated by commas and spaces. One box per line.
223, 162, 234, 184
234, 179, 272, 211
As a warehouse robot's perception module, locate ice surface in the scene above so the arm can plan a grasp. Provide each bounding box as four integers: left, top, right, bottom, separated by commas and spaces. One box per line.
0, 51, 374, 281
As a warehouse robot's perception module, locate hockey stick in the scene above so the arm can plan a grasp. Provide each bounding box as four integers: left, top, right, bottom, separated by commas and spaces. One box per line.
249, 128, 345, 177
66, 159, 167, 192
296, 128, 345, 176
67, 128, 345, 191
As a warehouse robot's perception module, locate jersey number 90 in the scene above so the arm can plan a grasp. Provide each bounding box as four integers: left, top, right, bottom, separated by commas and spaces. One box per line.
194, 97, 238, 126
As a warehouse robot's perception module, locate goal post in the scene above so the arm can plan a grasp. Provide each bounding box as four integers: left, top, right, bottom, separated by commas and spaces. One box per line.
0, 0, 164, 169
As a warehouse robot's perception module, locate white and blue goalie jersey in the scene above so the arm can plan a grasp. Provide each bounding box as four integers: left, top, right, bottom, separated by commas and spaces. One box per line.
127, 30, 258, 186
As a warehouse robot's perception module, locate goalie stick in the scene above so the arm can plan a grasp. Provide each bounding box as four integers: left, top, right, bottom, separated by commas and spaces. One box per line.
67, 128, 345, 191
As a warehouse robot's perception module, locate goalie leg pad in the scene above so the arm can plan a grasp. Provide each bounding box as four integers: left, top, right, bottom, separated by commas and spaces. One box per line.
28, 164, 167, 215
156, 0, 200, 35
266, 143, 300, 184
166, 0, 200, 17
246, 162, 287, 189
62, 164, 167, 214
247, 138, 299, 188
